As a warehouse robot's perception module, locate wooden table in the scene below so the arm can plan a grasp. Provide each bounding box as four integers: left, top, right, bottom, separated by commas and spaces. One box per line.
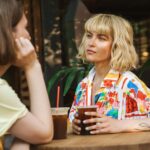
32, 131, 150, 150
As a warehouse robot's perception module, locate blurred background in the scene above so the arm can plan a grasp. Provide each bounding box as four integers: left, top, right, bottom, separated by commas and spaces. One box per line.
5, 0, 150, 108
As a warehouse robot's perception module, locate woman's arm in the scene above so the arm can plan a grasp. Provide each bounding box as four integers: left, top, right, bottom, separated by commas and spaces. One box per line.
9, 37, 53, 144
83, 112, 150, 134
10, 139, 29, 150
119, 118, 150, 132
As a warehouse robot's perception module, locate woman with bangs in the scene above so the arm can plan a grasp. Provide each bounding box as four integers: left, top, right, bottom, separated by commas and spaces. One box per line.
69, 14, 150, 135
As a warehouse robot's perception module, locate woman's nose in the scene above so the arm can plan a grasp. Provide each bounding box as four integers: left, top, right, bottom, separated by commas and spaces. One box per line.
28, 35, 31, 40
88, 37, 96, 46
26, 32, 31, 40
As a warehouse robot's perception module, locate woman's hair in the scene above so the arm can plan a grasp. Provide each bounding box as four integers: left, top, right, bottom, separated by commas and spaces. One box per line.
78, 14, 138, 72
0, 0, 23, 65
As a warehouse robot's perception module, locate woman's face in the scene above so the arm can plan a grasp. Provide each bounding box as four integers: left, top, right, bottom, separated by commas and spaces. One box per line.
13, 13, 31, 40
85, 31, 112, 64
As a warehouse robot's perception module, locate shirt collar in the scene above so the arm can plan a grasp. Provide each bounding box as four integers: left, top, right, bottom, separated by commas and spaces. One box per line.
101, 69, 121, 88
87, 68, 121, 88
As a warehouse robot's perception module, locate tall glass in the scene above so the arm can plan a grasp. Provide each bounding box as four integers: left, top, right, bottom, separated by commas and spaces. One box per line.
51, 107, 69, 139
77, 105, 97, 135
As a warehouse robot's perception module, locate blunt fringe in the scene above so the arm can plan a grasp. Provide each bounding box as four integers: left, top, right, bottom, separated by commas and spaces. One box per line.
78, 14, 138, 72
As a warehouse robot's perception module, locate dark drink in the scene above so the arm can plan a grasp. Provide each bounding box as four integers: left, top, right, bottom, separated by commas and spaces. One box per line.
53, 114, 67, 139
77, 106, 97, 135
51, 107, 69, 140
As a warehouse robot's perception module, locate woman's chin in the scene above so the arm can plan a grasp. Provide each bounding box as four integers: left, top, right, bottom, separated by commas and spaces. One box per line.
86, 58, 95, 63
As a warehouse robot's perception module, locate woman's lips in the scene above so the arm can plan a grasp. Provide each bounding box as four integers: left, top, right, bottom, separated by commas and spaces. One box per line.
86, 49, 96, 54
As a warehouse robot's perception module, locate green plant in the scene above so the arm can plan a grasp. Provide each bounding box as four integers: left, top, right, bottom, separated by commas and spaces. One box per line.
47, 58, 150, 98
47, 63, 92, 96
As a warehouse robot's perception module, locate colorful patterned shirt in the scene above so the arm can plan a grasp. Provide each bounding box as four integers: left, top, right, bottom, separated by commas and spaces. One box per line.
69, 68, 150, 121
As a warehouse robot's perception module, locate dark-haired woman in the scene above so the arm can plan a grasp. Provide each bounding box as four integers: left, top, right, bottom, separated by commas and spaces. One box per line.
0, 0, 53, 149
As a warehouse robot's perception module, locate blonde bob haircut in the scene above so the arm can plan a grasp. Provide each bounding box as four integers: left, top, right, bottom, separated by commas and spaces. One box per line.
78, 14, 138, 72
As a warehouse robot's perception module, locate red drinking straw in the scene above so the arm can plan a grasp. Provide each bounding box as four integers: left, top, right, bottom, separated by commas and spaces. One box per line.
56, 85, 60, 108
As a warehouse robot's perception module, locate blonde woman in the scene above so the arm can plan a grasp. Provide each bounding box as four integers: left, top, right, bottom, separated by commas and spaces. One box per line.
69, 14, 150, 135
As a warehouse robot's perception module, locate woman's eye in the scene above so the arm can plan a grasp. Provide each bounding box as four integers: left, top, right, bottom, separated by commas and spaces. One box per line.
98, 35, 107, 41
86, 33, 92, 38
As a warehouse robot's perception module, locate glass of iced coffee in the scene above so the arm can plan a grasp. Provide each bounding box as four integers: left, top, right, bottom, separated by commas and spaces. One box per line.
77, 105, 97, 135
51, 107, 69, 139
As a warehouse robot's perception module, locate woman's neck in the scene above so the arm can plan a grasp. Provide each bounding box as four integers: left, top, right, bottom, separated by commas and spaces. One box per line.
94, 61, 110, 80
0, 64, 10, 76
91, 61, 110, 104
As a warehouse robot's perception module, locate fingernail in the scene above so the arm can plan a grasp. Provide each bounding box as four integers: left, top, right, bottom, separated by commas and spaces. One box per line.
83, 120, 86, 124
85, 127, 89, 130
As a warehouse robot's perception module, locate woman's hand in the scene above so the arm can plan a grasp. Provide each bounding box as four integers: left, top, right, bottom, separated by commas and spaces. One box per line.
83, 112, 125, 134
72, 113, 81, 135
13, 37, 38, 70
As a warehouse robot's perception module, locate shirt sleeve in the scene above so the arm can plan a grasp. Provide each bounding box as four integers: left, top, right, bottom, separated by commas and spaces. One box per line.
0, 79, 28, 136
69, 79, 85, 122
122, 73, 150, 119
69, 77, 88, 122
69, 84, 79, 122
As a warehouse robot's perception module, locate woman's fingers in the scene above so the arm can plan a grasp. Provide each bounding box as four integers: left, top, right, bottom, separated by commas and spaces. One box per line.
90, 128, 110, 134
72, 128, 80, 135
84, 111, 99, 117
73, 118, 81, 124
14, 37, 38, 69
84, 116, 122, 134
85, 122, 110, 134
81, 116, 111, 134
15, 39, 22, 50
72, 123, 81, 132
83, 116, 107, 124
23, 38, 35, 52
86, 122, 109, 131
72, 120, 81, 135
15, 37, 35, 54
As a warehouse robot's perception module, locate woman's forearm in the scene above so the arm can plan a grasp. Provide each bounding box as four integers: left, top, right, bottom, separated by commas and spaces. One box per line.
24, 60, 53, 136
10, 139, 30, 150
121, 118, 150, 132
